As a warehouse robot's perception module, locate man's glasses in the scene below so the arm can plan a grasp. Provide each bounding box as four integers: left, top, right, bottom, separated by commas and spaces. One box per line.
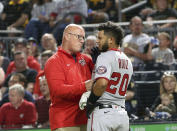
67, 33, 85, 41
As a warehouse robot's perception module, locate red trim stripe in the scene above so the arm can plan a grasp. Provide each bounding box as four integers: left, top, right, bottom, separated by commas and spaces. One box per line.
109, 48, 121, 52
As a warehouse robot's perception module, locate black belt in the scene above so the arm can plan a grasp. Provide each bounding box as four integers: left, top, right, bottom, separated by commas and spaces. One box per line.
99, 104, 125, 109
99, 105, 112, 109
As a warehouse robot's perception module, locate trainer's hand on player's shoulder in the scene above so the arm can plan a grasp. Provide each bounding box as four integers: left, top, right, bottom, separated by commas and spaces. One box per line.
85, 79, 93, 91
90, 47, 100, 64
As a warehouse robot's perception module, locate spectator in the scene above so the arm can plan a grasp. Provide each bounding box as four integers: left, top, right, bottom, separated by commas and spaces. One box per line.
86, 0, 117, 23
27, 37, 40, 61
0, 41, 10, 73
0, 54, 10, 74
0, 67, 5, 100
173, 0, 177, 9
146, 93, 176, 120
25, 0, 57, 42
121, 0, 145, 21
0, 2, 4, 16
3, 51, 37, 94
44, 24, 93, 131
6, 37, 41, 76
146, 0, 177, 29
0, 67, 5, 86
125, 79, 136, 116
122, 16, 153, 70
82, 35, 97, 59
140, 0, 157, 20
35, 75, 50, 128
33, 50, 53, 99
52, 0, 88, 44
41, 33, 58, 52
0, 40, 5, 56
0, 84, 37, 129
0, 73, 34, 106
55, 0, 87, 23
0, 0, 31, 31
150, 71, 177, 114
151, 32, 176, 65
172, 36, 177, 61
154, 93, 176, 114
0, 67, 6, 100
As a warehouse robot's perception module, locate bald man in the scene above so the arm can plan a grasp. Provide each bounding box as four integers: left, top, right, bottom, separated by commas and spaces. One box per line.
44, 24, 94, 131
41, 33, 58, 52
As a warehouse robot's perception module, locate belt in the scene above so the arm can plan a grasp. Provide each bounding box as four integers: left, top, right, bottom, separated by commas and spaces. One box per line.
99, 104, 125, 109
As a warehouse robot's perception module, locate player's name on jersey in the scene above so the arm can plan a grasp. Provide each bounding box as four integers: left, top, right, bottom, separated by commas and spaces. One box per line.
118, 58, 128, 69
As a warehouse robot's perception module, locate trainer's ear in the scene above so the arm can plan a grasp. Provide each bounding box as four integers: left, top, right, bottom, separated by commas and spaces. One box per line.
64, 32, 70, 40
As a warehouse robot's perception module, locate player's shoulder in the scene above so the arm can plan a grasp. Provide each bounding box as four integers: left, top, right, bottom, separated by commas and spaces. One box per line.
99, 51, 113, 59
98, 50, 121, 62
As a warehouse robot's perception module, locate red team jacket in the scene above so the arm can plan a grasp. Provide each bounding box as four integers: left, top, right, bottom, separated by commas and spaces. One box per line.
44, 47, 93, 130
33, 70, 45, 97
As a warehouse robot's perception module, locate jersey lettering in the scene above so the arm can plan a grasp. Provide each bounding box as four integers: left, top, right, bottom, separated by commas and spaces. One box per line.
118, 58, 128, 69
106, 72, 129, 96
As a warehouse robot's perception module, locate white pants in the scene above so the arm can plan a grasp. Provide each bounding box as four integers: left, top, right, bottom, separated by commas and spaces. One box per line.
87, 105, 129, 131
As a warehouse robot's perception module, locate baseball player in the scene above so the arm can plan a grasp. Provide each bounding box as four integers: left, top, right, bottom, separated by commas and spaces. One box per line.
86, 21, 133, 131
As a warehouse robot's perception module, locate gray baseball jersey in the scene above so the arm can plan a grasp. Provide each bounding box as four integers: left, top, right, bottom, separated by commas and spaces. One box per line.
87, 49, 133, 131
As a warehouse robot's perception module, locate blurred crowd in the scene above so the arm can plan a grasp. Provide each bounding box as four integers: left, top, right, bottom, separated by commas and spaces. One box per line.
0, 0, 177, 129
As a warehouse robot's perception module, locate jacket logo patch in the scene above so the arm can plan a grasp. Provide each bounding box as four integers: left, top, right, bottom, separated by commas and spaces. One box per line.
79, 59, 86, 66
96, 66, 107, 74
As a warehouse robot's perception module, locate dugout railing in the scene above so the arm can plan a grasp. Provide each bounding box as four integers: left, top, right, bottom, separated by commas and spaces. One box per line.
1, 19, 177, 59
82, 19, 177, 43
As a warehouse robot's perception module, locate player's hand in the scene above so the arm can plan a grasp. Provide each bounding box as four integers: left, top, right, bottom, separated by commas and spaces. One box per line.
85, 79, 94, 91
90, 47, 100, 64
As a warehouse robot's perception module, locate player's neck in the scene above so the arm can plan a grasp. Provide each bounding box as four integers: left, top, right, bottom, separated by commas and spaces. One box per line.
109, 44, 118, 49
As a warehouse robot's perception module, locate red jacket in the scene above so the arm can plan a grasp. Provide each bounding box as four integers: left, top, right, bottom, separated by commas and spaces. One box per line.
33, 70, 45, 97
44, 47, 93, 130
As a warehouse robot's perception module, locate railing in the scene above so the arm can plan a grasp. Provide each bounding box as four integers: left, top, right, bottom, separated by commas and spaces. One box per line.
0, 19, 177, 58
82, 19, 177, 45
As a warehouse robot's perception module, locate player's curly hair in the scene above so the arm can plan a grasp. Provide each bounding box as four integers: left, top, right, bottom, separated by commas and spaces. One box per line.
98, 21, 124, 46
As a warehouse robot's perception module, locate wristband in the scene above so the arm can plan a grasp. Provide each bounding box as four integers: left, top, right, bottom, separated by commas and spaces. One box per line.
88, 91, 100, 104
